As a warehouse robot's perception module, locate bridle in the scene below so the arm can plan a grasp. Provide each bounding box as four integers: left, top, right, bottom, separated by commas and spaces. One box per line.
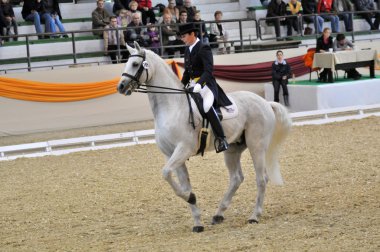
119, 51, 193, 95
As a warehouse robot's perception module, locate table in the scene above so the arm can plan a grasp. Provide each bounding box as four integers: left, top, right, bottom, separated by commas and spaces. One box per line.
312, 49, 378, 82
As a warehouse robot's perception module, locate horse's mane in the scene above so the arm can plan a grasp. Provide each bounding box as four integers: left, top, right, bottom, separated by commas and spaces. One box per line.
144, 49, 183, 89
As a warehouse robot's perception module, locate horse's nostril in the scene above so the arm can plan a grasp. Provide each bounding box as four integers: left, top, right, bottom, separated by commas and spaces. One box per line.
118, 84, 124, 93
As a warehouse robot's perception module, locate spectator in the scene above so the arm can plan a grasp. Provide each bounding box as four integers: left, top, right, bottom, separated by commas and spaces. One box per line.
177, 9, 187, 24
317, 0, 340, 33
117, 8, 132, 29
266, 0, 287, 40
39, 0, 68, 38
161, 12, 185, 58
210, 10, 231, 54
176, 0, 183, 8
167, 0, 179, 21
157, 7, 176, 23
333, 33, 361, 79
0, 4, 6, 44
147, 23, 160, 54
271, 50, 291, 106
113, 0, 132, 15
126, 12, 150, 47
285, 0, 303, 38
183, 0, 196, 22
0, 0, 18, 41
302, 0, 324, 34
103, 16, 129, 64
316, 27, 333, 82
193, 10, 208, 44
135, 0, 157, 25
92, 0, 110, 37
128, 1, 142, 19
335, 0, 353, 31
353, 0, 380, 30
21, 0, 51, 39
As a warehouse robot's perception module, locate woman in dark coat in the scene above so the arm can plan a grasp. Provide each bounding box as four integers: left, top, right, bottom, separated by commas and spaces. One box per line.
271, 50, 292, 106
316, 27, 333, 82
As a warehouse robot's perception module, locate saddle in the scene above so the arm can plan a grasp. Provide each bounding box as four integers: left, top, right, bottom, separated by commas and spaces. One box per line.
187, 92, 238, 156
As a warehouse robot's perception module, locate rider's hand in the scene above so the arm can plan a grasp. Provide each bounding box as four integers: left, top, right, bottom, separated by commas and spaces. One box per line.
192, 83, 202, 93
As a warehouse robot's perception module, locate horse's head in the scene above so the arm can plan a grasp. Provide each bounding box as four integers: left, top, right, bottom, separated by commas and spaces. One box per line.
117, 41, 152, 95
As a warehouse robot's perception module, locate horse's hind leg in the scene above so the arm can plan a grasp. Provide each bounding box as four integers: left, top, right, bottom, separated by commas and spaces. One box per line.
212, 144, 246, 224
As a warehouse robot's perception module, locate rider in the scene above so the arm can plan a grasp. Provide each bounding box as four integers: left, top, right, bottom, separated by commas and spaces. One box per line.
179, 23, 232, 153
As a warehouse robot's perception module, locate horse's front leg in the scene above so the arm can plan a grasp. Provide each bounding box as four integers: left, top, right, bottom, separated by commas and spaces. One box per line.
162, 144, 204, 232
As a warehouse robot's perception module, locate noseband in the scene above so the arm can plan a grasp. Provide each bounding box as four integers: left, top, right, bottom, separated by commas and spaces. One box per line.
121, 51, 149, 90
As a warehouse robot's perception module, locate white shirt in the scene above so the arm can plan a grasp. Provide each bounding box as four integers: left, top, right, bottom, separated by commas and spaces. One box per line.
189, 38, 200, 53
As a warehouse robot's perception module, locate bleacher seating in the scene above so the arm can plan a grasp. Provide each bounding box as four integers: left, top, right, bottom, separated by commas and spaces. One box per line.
1, 0, 379, 72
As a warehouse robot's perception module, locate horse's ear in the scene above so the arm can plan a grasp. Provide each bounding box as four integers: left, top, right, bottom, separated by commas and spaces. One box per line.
126, 44, 136, 55
134, 41, 141, 52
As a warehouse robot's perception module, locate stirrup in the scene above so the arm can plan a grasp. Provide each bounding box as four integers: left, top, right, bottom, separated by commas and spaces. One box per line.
214, 137, 229, 153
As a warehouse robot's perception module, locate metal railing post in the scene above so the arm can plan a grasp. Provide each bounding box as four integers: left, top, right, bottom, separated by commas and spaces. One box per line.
71, 32, 77, 64
25, 35, 31, 72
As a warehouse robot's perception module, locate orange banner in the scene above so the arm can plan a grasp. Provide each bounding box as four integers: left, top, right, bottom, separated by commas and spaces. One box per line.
0, 60, 182, 102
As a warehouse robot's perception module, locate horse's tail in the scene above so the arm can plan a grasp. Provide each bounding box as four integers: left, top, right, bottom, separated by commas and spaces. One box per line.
266, 102, 292, 185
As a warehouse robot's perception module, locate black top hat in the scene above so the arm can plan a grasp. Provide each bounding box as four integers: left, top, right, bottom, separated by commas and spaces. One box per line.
178, 23, 199, 35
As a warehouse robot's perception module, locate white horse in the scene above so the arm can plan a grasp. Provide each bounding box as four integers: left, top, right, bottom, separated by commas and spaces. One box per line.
117, 42, 292, 232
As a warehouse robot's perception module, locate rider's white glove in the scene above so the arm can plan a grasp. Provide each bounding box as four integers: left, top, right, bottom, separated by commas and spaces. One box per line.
192, 83, 202, 93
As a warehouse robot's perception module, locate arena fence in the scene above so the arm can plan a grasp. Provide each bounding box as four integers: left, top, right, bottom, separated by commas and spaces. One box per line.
1, 104, 379, 161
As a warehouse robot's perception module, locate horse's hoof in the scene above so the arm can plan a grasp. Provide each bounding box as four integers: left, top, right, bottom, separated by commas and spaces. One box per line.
192, 226, 204, 233
248, 219, 259, 224
212, 215, 224, 225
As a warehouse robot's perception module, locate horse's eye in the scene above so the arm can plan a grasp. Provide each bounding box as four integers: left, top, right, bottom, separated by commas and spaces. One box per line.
133, 62, 139, 67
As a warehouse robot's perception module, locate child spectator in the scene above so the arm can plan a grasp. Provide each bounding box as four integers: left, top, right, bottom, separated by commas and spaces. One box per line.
103, 16, 129, 64
92, 0, 110, 37
117, 8, 132, 31
147, 23, 160, 54
0, 0, 18, 41
271, 50, 291, 106
210, 10, 231, 54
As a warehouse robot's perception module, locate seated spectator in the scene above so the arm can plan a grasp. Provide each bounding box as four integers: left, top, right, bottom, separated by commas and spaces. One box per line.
183, 0, 196, 22
271, 50, 291, 106
353, 0, 380, 30
266, 0, 287, 40
92, 0, 110, 37
161, 12, 185, 58
177, 9, 188, 24
128, 1, 142, 19
285, 0, 303, 38
317, 0, 340, 33
333, 33, 361, 79
176, 0, 183, 8
210, 10, 231, 54
21, 0, 51, 39
113, 0, 132, 15
335, 0, 353, 32
103, 16, 129, 64
167, 0, 179, 21
126, 12, 150, 47
0, 0, 18, 41
193, 10, 208, 44
316, 27, 333, 82
301, 0, 324, 34
117, 8, 132, 28
157, 7, 177, 23
136, 0, 157, 25
39, 0, 68, 38
147, 23, 160, 54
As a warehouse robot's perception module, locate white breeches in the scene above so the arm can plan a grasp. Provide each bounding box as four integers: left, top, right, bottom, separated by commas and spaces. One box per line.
200, 85, 214, 113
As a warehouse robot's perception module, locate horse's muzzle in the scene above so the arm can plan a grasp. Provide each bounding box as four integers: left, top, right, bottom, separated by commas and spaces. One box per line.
117, 81, 132, 96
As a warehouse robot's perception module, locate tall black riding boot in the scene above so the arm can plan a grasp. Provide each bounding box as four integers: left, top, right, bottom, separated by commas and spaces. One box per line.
283, 95, 290, 107
206, 107, 229, 153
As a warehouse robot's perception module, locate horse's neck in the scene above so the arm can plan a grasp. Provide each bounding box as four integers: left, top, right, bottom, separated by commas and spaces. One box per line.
147, 61, 187, 123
